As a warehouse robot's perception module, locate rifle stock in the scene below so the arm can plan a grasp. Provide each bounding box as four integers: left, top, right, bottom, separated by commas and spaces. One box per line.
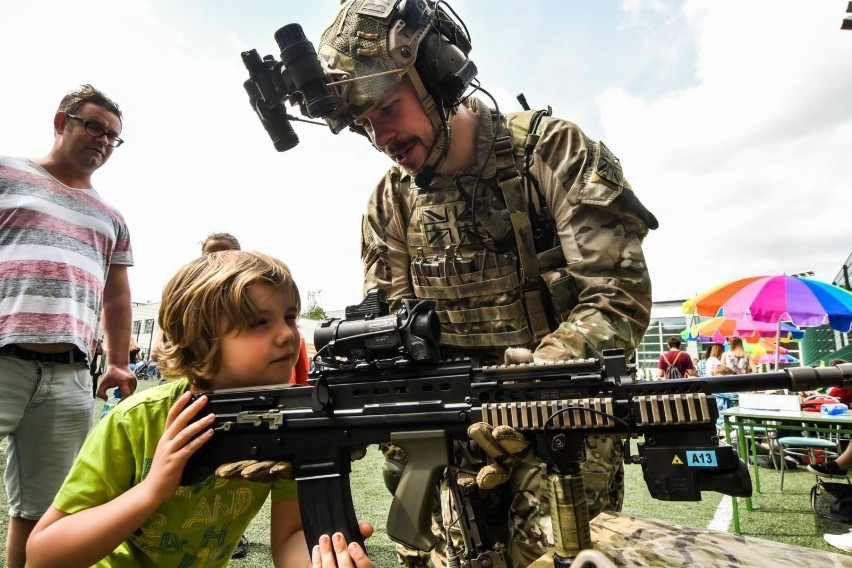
181, 351, 852, 558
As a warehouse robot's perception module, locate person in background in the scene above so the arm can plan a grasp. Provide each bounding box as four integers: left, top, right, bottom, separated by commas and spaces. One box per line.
695, 344, 714, 377
0, 84, 135, 567
723, 337, 750, 374
290, 334, 310, 385
826, 359, 852, 405
811, 356, 852, 547
89, 338, 106, 395
810, 437, 852, 480
201, 231, 241, 255
806, 360, 851, 483
658, 337, 697, 378
128, 341, 141, 369
25, 251, 315, 567
705, 343, 725, 377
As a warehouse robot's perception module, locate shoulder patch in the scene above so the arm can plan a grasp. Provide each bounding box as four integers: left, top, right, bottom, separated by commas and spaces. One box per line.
593, 141, 624, 187
356, 0, 395, 19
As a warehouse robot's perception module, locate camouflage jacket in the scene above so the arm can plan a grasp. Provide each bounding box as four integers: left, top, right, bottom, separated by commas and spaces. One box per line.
361, 98, 654, 361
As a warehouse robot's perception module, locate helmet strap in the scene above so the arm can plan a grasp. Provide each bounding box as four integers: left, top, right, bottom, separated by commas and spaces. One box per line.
406, 69, 452, 188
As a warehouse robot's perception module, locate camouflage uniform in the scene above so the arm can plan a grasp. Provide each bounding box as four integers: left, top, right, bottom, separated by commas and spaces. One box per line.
528, 512, 852, 567
362, 98, 653, 565
362, 99, 653, 362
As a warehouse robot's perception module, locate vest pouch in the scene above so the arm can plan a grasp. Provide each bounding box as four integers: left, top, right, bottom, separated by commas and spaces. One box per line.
410, 249, 533, 349
540, 266, 578, 329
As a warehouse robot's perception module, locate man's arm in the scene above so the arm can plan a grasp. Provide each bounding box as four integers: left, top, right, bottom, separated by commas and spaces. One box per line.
361, 170, 415, 310
97, 264, 135, 400
526, 118, 654, 361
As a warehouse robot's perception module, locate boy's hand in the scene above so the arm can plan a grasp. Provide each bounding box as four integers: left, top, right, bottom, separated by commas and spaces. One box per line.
145, 392, 215, 501
311, 525, 374, 568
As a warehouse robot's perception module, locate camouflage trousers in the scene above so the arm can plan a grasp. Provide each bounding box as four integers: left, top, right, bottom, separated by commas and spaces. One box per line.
383, 435, 624, 567
506, 435, 623, 566
528, 511, 852, 567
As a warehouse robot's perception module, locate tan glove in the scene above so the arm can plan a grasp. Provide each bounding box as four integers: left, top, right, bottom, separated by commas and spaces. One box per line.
467, 345, 580, 491
216, 460, 293, 482
504, 345, 578, 365
464, 346, 571, 490
504, 346, 535, 365
467, 422, 536, 490
215, 446, 369, 483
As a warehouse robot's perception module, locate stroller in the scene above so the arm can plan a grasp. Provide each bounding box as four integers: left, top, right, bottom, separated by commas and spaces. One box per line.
133, 360, 160, 381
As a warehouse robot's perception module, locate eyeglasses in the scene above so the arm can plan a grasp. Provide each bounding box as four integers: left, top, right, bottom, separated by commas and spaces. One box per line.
66, 114, 124, 147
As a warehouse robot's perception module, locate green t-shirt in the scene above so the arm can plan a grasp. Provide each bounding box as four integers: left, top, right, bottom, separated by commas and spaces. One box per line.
54, 379, 297, 567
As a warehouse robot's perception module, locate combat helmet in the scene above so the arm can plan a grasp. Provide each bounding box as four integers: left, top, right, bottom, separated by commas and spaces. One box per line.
318, 0, 477, 179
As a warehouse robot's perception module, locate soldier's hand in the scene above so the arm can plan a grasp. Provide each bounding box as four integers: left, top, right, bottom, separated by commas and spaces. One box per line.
216, 446, 369, 482
467, 422, 536, 490
504, 345, 577, 365
503, 346, 534, 364
216, 460, 293, 482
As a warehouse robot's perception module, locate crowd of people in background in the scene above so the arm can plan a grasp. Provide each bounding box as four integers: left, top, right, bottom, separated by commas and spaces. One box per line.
650, 335, 803, 381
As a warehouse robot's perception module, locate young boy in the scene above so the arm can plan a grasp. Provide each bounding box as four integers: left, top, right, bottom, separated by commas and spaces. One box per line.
26, 251, 368, 567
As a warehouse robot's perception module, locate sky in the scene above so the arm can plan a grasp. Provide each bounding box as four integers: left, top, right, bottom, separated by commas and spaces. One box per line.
2, 0, 851, 313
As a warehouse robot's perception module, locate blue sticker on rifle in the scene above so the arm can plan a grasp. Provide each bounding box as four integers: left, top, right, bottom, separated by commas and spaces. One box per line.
685, 451, 718, 467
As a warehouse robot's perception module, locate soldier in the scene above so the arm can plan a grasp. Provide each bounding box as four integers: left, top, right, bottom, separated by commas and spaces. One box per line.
313, 0, 656, 565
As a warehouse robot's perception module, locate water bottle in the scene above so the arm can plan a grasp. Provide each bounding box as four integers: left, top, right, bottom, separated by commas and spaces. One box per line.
101, 388, 122, 418
821, 403, 848, 416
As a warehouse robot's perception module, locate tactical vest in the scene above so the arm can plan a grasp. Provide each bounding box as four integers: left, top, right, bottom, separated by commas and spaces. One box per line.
403, 109, 577, 356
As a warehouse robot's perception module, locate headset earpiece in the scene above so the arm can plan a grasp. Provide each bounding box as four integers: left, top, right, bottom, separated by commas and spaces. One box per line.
416, 29, 477, 107
395, 0, 477, 109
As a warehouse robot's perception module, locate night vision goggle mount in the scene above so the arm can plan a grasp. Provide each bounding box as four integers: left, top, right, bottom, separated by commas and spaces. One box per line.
241, 24, 338, 152
241, 1, 477, 154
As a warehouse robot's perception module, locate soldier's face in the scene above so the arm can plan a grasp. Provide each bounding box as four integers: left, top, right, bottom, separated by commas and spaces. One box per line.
354, 78, 436, 174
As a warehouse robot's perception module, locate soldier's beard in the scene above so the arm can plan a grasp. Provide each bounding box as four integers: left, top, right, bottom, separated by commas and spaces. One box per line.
386, 133, 435, 174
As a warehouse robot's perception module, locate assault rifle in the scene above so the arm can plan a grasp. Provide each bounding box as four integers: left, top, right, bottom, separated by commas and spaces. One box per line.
182, 294, 852, 565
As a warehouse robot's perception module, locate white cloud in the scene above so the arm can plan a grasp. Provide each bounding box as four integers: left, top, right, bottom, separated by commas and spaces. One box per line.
2, 0, 850, 315
598, 0, 852, 300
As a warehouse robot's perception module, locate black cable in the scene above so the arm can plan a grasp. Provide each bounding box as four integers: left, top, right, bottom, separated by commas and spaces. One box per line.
543, 406, 634, 461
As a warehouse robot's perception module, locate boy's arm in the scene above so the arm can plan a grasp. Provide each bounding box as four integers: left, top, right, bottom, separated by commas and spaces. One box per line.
26, 393, 215, 568
271, 499, 309, 567
27, 483, 175, 567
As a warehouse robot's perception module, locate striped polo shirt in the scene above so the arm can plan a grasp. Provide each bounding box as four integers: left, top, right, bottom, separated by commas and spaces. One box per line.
0, 156, 133, 359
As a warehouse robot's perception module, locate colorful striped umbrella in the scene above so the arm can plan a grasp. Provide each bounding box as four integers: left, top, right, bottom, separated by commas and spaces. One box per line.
683, 275, 852, 368
681, 315, 803, 343
683, 275, 852, 331
743, 338, 788, 356
759, 354, 799, 365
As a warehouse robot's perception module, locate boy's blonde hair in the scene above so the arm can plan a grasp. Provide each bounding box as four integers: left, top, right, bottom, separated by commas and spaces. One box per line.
157, 251, 301, 389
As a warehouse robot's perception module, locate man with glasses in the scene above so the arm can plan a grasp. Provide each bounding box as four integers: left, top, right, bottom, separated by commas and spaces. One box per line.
0, 84, 134, 568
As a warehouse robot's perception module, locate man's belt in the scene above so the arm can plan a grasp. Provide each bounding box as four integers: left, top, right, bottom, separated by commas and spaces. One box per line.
0, 344, 87, 364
